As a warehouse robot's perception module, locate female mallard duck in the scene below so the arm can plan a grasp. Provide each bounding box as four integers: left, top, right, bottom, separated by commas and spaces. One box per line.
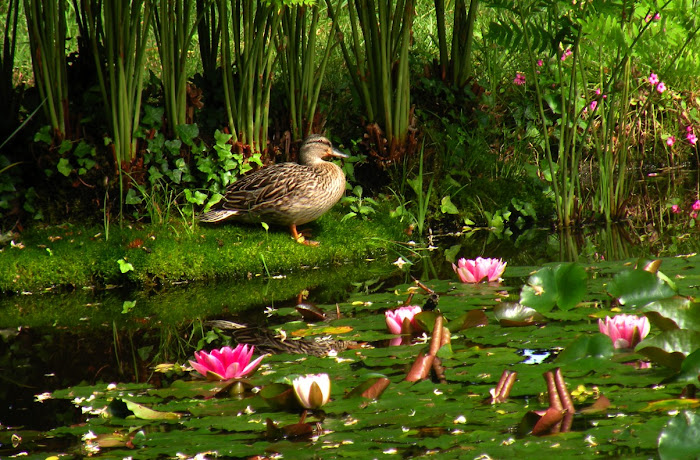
198, 135, 348, 245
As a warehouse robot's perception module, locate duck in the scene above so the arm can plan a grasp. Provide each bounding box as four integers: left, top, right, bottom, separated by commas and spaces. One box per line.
198, 134, 348, 245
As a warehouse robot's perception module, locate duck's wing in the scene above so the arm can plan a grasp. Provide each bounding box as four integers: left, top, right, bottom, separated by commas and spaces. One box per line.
219, 163, 305, 211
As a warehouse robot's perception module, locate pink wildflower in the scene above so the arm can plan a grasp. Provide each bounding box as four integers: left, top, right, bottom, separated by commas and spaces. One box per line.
537, 59, 544, 67
514, 73, 526, 85
691, 212, 699, 219
688, 132, 698, 145
453, 257, 507, 283
666, 136, 675, 146
590, 100, 598, 111
671, 204, 680, 214
654, 13, 661, 20
385, 305, 422, 335
561, 48, 573, 61
648, 73, 659, 86
656, 82, 666, 93
189, 344, 264, 381
693, 200, 700, 211
598, 314, 650, 349
595, 88, 601, 95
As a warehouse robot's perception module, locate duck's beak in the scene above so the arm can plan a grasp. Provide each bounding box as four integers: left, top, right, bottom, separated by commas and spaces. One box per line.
328, 148, 349, 159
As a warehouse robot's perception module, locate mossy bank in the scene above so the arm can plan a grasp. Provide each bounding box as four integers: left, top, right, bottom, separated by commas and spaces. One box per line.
0, 208, 407, 293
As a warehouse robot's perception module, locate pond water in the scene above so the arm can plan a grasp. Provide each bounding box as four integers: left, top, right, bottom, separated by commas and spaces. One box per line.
1, 223, 699, 459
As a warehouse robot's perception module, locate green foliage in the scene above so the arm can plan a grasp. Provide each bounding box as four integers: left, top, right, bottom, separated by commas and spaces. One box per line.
520, 262, 587, 312
341, 185, 378, 221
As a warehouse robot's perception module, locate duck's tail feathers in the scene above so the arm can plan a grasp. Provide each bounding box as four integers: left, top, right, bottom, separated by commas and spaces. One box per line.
197, 209, 239, 222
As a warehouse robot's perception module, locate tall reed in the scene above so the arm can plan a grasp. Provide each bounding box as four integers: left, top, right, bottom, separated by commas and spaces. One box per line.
218, 0, 281, 156
434, 0, 479, 87
0, 0, 20, 140
154, 0, 204, 132
278, 4, 336, 141
85, 0, 153, 219
326, 0, 415, 163
24, 0, 69, 140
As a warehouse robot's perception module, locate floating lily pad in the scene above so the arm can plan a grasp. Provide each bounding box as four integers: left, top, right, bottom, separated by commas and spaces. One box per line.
636, 330, 700, 371
110, 398, 181, 420
555, 333, 614, 366
493, 302, 546, 326
447, 309, 489, 331
606, 268, 676, 307
520, 263, 587, 313
658, 411, 700, 460
642, 297, 700, 331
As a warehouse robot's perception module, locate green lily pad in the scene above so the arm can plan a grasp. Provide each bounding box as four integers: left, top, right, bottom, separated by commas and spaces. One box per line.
658, 411, 700, 460
110, 398, 181, 420
642, 297, 700, 332
636, 329, 700, 371
555, 333, 614, 365
520, 263, 587, 313
493, 302, 546, 326
606, 268, 676, 307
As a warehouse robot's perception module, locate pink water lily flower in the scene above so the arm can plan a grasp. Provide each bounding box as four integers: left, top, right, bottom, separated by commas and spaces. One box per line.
453, 257, 507, 283
385, 305, 422, 335
293, 373, 331, 409
189, 344, 264, 381
598, 314, 650, 349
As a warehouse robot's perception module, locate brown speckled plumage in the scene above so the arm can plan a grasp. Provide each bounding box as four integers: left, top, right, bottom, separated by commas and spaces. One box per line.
198, 135, 347, 244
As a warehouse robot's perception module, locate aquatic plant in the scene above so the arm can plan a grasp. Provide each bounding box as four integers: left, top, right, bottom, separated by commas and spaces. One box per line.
452, 257, 506, 283
189, 344, 263, 381
292, 373, 331, 409
598, 314, 651, 349
384, 305, 422, 335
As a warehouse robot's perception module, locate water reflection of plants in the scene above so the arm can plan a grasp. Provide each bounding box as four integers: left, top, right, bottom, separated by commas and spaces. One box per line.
8, 254, 698, 457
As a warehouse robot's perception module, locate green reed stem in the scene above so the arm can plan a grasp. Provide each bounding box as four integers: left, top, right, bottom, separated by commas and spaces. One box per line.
218, 0, 280, 156
278, 4, 336, 141
326, 0, 415, 157
24, 0, 68, 140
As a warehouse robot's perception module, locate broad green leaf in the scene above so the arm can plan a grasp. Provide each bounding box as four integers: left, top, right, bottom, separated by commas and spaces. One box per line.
636, 329, 700, 370
520, 263, 587, 312
658, 411, 700, 460
606, 268, 676, 307
555, 333, 615, 365
642, 297, 700, 332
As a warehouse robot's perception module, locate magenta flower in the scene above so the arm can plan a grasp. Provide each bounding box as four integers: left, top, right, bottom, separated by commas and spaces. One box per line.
656, 82, 666, 93
537, 59, 544, 67
691, 212, 699, 219
666, 136, 675, 147
688, 132, 698, 145
189, 344, 264, 381
293, 373, 331, 409
590, 100, 598, 111
648, 73, 659, 86
693, 200, 700, 211
654, 13, 661, 20
561, 48, 573, 61
671, 204, 680, 214
385, 305, 422, 335
514, 73, 526, 85
598, 314, 650, 349
453, 257, 507, 283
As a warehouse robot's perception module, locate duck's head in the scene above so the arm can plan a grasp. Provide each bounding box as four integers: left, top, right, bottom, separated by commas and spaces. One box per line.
299, 135, 349, 165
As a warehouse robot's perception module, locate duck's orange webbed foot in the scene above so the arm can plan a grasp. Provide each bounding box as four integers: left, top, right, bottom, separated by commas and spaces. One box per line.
290, 225, 319, 246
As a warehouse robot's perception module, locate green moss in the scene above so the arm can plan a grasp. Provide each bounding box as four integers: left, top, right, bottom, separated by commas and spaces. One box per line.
0, 207, 405, 293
